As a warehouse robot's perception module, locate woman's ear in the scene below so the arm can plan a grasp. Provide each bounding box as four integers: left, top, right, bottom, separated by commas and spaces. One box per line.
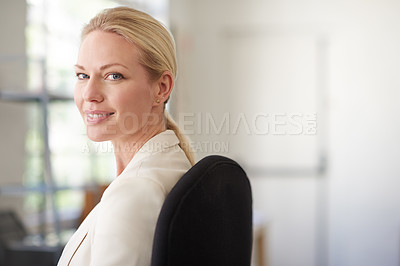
153, 71, 174, 106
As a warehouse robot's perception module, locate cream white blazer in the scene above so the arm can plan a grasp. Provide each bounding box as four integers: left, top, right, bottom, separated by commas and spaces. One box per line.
57, 130, 192, 266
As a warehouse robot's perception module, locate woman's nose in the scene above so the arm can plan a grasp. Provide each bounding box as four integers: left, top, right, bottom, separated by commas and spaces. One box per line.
83, 79, 104, 103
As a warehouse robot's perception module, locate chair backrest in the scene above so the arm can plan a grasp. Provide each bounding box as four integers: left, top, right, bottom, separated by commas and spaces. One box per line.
151, 155, 253, 266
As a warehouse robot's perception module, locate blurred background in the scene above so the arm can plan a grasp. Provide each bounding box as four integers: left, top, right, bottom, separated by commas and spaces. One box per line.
0, 0, 399, 265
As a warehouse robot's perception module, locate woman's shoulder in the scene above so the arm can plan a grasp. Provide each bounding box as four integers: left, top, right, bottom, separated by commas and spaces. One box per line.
100, 174, 167, 211
120, 131, 192, 191
142, 143, 191, 185
103, 144, 191, 203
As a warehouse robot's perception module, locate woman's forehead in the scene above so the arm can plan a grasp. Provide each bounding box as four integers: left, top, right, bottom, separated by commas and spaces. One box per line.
78, 30, 139, 67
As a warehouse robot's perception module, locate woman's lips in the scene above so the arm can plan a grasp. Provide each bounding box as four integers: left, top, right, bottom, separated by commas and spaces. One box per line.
85, 111, 115, 124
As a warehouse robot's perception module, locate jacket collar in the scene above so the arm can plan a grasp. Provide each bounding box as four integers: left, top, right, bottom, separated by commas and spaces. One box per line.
117, 130, 180, 177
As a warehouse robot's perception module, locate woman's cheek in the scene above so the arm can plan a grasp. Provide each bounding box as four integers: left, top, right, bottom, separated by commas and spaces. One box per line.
74, 86, 84, 115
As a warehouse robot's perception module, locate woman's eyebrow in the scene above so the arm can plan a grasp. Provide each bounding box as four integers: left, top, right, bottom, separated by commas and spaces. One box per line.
74, 64, 85, 70
100, 63, 128, 70
74, 63, 128, 71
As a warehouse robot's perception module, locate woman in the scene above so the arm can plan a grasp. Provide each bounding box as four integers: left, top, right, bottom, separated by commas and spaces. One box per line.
58, 6, 195, 266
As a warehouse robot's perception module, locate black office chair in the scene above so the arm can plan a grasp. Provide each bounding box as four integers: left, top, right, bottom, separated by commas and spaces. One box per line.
151, 155, 253, 266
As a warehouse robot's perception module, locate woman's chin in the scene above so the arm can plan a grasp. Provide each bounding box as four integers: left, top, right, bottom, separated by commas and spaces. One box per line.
86, 128, 114, 142
87, 135, 110, 142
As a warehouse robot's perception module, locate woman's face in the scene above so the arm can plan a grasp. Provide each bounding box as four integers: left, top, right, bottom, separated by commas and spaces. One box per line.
74, 30, 158, 143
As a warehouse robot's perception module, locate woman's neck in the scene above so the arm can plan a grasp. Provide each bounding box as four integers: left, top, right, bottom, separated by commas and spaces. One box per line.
112, 122, 166, 176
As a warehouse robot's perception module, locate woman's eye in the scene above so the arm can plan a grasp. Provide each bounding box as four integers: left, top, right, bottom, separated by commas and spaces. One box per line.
76, 73, 89, 80
105, 73, 124, 81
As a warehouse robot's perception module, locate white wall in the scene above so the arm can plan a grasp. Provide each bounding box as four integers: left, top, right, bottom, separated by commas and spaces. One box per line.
0, 0, 27, 217
328, 2, 400, 265
170, 1, 400, 266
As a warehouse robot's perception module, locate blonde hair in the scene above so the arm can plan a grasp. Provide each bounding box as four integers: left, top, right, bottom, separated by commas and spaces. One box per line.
82, 6, 195, 165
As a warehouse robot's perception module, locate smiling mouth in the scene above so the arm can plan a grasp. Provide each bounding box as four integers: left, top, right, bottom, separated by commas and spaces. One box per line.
87, 112, 114, 119
86, 112, 115, 124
